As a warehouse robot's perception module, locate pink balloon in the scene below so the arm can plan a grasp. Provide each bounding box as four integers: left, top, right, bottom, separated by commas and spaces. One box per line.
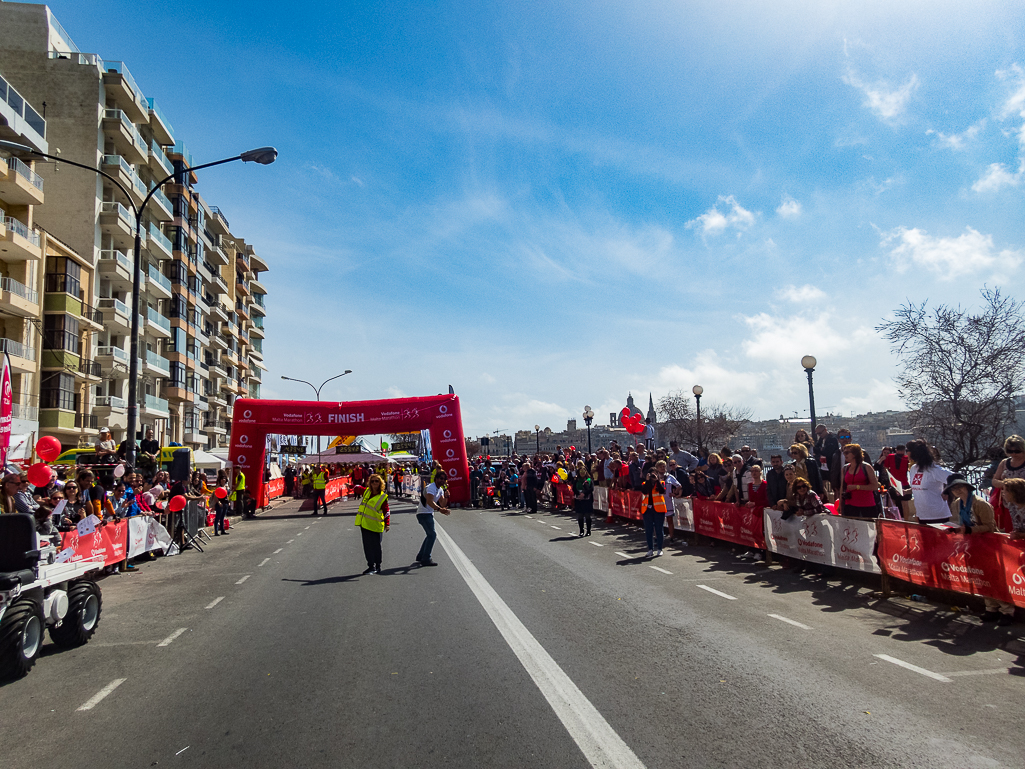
35, 436, 62, 462
27, 462, 52, 487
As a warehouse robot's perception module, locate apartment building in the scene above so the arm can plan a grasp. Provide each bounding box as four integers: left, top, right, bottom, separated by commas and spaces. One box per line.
0, 2, 268, 453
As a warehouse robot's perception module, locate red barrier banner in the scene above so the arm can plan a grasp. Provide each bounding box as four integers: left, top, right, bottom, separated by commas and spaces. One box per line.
556, 483, 574, 506
877, 520, 1025, 607
259, 477, 285, 507
60, 520, 129, 567
607, 489, 644, 520
299, 477, 352, 510
692, 499, 766, 549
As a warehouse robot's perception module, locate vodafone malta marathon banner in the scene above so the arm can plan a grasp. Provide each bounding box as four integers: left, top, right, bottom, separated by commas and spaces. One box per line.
692, 499, 765, 549
127, 516, 173, 558
0, 353, 11, 466
60, 520, 129, 567
764, 510, 881, 574
608, 489, 644, 520
878, 520, 1025, 608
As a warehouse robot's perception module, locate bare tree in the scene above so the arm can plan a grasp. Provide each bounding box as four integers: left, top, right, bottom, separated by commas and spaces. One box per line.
464, 438, 481, 458
655, 391, 752, 452
876, 288, 1025, 470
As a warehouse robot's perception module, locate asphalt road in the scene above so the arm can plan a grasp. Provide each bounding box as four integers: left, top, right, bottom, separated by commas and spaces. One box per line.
2, 495, 1023, 768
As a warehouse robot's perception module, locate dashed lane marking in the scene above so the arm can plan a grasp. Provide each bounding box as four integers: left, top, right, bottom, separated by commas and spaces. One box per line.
589, 542, 603, 547
77, 679, 127, 711
298, 532, 304, 536
648, 565, 672, 575
205, 597, 224, 609
157, 628, 187, 647
273, 548, 283, 554
258, 558, 270, 567
873, 654, 951, 683
768, 613, 811, 630
697, 584, 737, 600
286, 539, 294, 544
551, 525, 561, 530
615, 551, 635, 559
235, 575, 251, 585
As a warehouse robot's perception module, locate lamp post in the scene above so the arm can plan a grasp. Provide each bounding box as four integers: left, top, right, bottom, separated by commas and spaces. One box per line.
0, 139, 277, 468
582, 405, 594, 454
534, 424, 540, 455
801, 355, 818, 434
281, 370, 353, 455
692, 385, 703, 452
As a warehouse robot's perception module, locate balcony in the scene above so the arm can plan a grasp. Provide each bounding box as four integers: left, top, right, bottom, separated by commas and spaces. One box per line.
0, 337, 36, 372
0, 275, 39, 317
95, 345, 130, 367
0, 72, 47, 153
249, 321, 264, 340
78, 358, 102, 380
209, 359, 227, 379
146, 306, 171, 337
102, 62, 148, 123
235, 302, 250, 321
0, 155, 45, 206
98, 298, 131, 332
208, 272, 228, 295
209, 303, 229, 323
207, 206, 230, 235
0, 215, 42, 261
249, 252, 269, 273
148, 139, 173, 177
100, 154, 147, 205
94, 395, 127, 412
250, 278, 267, 295
203, 417, 226, 434
143, 393, 169, 416
99, 201, 135, 248
101, 108, 147, 164
146, 97, 175, 146
78, 301, 104, 331
147, 264, 171, 298
147, 222, 172, 259
150, 185, 173, 222
99, 248, 133, 287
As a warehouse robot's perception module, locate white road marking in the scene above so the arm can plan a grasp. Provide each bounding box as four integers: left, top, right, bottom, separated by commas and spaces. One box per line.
768, 613, 811, 630
77, 678, 127, 711
589, 542, 604, 547
525, 515, 534, 518
615, 551, 634, 559
205, 597, 224, 609
436, 525, 646, 769
551, 525, 561, 530
697, 584, 737, 600
235, 575, 251, 585
297, 532, 304, 536
273, 548, 283, 554
286, 539, 294, 543
648, 565, 672, 575
947, 668, 1012, 678
157, 628, 188, 647
305, 526, 310, 530
873, 654, 951, 683
258, 558, 270, 567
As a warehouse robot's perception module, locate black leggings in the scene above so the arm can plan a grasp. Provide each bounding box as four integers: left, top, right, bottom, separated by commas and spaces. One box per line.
360, 527, 382, 568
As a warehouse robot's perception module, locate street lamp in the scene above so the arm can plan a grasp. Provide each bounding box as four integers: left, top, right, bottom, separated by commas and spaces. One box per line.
534, 424, 540, 454
281, 370, 353, 455
582, 405, 594, 454
801, 355, 818, 434
0, 139, 277, 468
692, 385, 703, 452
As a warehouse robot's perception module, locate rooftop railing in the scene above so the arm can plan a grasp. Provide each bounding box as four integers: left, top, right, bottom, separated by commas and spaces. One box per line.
102, 60, 145, 107
149, 140, 173, 176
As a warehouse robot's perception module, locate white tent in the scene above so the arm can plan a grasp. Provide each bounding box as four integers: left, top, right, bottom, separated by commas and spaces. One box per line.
299, 451, 387, 465
194, 450, 229, 470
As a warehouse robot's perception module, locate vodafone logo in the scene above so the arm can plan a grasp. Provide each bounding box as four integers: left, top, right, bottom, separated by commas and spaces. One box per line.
238, 435, 250, 445
1013, 572, 1024, 586
237, 455, 248, 465
244, 410, 252, 419
439, 405, 448, 414
443, 430, 452, 439
448, 468, 458, 477
446, 449, 455, 458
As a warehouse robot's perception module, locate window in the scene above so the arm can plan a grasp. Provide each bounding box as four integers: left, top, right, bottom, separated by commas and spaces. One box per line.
45, 256, 82, 296
166, 326, 186, 354
169, 362, 187, 389
168, 293, 187, 319
41, 372, 77, 410
43, 314, 79, 353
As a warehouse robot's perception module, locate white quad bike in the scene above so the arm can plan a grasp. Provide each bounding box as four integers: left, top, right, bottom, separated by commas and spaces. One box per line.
0, 513, 105, 679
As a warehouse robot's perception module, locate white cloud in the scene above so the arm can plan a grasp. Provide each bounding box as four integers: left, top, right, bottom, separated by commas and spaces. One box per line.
842, 68, 919, 122
775, 284, 826, 303
996, 64, 1025, 126
972, 161, 1023, 193
385, 386, 407, 398
775, 195, 802, 219
882, 226, 1023, 278
926, 120, 985, 150
685, 195, 755, 237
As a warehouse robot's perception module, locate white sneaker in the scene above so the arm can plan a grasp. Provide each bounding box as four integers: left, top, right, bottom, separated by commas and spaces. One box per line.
646, 550, 654, 558
656, 549, 663, 557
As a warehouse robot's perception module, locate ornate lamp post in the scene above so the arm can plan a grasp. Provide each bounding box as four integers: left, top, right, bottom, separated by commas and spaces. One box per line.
582, 405, 594, 454
534, 424, 540, 454
692, 385, 703, 451
801, 355, 818, 433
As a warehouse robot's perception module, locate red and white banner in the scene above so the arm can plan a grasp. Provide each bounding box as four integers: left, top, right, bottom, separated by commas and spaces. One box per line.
0, 353, 11, 467
298, 477, 351, 510
555, 483, 574, 506
59, 519, 128, 567
259, 477, 285, 507
877, 520, 1025, 608
764, 510, 881, 574
127, 516, 173, 558
607, 489, 645, 521
692, 499, 765, 549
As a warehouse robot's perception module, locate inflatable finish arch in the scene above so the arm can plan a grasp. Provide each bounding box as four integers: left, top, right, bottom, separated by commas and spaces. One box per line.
228, 394, 470, 505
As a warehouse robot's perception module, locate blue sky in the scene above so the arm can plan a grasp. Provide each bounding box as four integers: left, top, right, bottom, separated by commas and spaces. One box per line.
43, 0, 1025, 437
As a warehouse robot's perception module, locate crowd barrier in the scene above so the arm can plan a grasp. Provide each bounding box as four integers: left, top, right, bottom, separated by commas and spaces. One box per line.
260, 477, 285, 508
298, 477, 351, 511
597, 491, 1025, 607
59, 515, 173, 567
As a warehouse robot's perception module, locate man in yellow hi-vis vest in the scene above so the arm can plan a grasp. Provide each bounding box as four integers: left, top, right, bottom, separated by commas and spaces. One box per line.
230, 468, 247, 518
355, 473, 390, 574
311, 464, 329, 516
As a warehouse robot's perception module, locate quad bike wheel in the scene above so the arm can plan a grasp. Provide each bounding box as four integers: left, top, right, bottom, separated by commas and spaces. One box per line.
50, 580, 102, 648
0, 598, 44, 679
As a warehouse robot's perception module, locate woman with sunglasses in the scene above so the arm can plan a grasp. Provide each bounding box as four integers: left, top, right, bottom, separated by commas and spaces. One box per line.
61, 481, 86, 524
991, 435, 1025, 493
1, 473, 21, 514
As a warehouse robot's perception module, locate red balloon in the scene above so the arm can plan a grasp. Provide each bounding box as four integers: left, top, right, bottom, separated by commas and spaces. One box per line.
35, 436, 62, 462
27, 462, 52, 487
569, 446, 575, 451
621, 407, 631, 418
214, 487, 228, 499
168, 495, 187, 512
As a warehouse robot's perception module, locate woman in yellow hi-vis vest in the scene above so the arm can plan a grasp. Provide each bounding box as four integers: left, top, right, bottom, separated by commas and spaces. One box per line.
310, 464, 329, 516
355, 473, 390, 574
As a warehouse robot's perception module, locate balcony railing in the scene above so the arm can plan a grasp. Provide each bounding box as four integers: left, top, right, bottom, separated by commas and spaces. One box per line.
2, 216, 40, 246
79, 302, 103, 325
147, 306, 171, 332
101, 154, 146, 199
144, 394, 169, 412
148, 264, 171, 292
252, 316, 264, 329
75, 412, 99, 430
12, 402, 38, 421
95, 395, 126, 410
252, 293, 265, 308
7, 156, 44, 191
145, 97, 176, 141
0, 73, 45, 139
149, 222, 172, 253
99, 248, 132, 272
79, 359, 101, 378
0, 276, 38, 304
98, 297, 129, 317
149, 139, 173, 175
0, 337, 35, 361
151, 185, 172, 214
103, 108, 146, 152
144, 352, 170, 375
96, 345, 130, 364
171, 141, 193, 168
99, 201, 134, 226
103, 61, 144, 106
209, 206, 230, 230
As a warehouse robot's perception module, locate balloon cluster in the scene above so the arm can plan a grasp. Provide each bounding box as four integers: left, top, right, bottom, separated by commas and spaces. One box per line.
620, 407, 646, 435
27, 436, 63, 488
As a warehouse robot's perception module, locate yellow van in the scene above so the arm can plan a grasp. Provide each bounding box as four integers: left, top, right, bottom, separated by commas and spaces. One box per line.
52, 446, 194, 473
